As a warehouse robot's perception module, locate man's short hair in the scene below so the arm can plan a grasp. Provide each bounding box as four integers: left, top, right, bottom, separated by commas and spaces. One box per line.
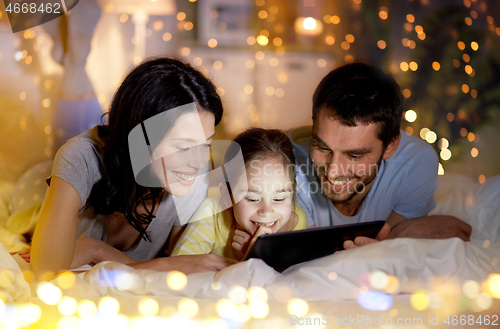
312, 63, 403, 147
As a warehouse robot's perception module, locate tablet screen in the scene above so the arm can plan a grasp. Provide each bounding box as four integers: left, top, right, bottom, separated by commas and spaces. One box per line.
244, 221, 385, 272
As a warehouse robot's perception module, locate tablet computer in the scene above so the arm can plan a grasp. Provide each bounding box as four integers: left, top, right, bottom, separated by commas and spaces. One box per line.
244, 221, 385, 272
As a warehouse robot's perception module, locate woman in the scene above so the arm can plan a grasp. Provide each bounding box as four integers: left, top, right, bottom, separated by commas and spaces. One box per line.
31, 58, 234, 279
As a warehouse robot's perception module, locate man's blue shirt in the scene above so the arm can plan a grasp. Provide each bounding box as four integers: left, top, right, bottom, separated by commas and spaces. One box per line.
294, 132, 438, 227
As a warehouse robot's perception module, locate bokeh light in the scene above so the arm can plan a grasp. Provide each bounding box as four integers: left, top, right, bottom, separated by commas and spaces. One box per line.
138, 298, 159, 317
98, 297, 120, 316
37, 282, 62, 305
287, 298, 309, 317
167, 271, 187, 290
58, 297, 78, 316
410, 291, 429, 310
405, 110, 417, 122
178, 298, 198, 318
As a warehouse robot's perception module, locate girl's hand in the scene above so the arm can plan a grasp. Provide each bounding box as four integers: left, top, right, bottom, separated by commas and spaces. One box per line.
232, 229, 252, 260
242, 225, 273, 260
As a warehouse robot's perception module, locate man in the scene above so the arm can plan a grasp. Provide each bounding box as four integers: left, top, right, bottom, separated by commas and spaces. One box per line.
294, 63, 471, 247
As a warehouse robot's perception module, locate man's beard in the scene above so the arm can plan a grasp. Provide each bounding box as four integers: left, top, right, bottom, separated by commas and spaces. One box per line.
314, 156, 383, 204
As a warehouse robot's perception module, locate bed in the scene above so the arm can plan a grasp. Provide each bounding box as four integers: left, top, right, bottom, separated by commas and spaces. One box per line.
1, 172, 499, 328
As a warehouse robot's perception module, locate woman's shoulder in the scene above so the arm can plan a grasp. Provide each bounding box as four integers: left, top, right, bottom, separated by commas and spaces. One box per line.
51, 126, 105, 208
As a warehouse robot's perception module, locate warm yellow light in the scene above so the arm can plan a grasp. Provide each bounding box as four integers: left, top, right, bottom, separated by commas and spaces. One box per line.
228, 285, 248, 304
438, 138, 449, 150
255, 51, 265, 61
246, 60, 255, 69
275, 88, 285, 97
462, 84, 470, 93
410, 291, 429, 310
244, 85, 254, 94
256, 35, 269, 46
278, 73, 288, 84
420, 128, 430, 139
400, 62, 409, 72
163, 33, 172, 42
440, 149, 452, 161
245, 36, 256, 46
247, 287, 268, 302
23, 304, 42, 324
273, 37, 282, 46
258, 10, 268, 19
406, 14, 415, 23
77, 300, 97, 318
403, 89, 411, 98
303, 17, 317, 30
19, 92, 27, 100
287, 298, 309, 317
465, 17, 473, 26
56, 271, 75, 289
379, 10, 388, 20
217, 87, 225, 96
465, 65, 473, 75
178, 298, 198, 318
471, 148, 478, 158
457, 41, 465, 50
153, 21, 164, 31
184, 22, 194, 31
345, 34, 355, 43
331, 15, 340, 24
405, 126, 414, 136
317, 59, 326, 68
467, 132, 475, 142
37, 282, 62, 305
193, 57, 202, 66
208, 39, 218, 48
177, 12, 186, 21
409, 61, 418, 71
438, 163, 444, 176
460, 127, 468, 137
405, 110, 417, 122
216, 299, 237, 318
463, 280, 481, 299
249, 300, 269, 318
341, 41, 350, 50
41, 98, 51, 108
415, 25, 423, 33
479, 174, 486, 184
485, 274, 500, 298
166, 271, 187, 290
99, 297, 120, 316
213, 60, 223, 70
476, 293, 493, 310
425, 131, 437, 144
377, 40, 386, 49
432, 62, 440, 71
138, 298, 159, 317
294, 17, 323, 36
369, 270, 389, 289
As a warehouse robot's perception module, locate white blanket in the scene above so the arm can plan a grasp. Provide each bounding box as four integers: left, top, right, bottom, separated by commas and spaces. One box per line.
1, 174, 499, 304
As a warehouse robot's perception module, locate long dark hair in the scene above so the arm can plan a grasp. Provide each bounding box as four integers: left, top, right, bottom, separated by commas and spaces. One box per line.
88, 58, 223, 241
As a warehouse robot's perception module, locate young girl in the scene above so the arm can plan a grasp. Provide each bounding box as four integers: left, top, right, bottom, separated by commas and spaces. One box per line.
30, 58, 235, 279
171, 128, 307, 260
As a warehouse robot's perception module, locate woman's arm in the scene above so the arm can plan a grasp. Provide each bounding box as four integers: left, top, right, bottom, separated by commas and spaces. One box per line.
31, 177, 82, 279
